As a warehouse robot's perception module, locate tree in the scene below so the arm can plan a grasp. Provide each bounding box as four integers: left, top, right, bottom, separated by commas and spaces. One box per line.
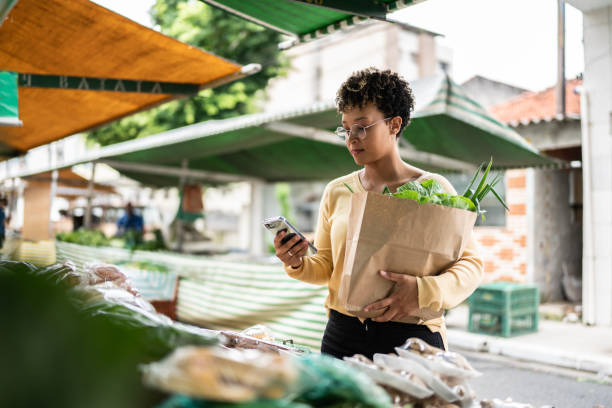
87, 0, 288, 146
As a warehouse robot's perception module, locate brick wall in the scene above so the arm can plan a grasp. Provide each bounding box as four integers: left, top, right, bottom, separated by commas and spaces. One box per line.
473, 169, 528, 283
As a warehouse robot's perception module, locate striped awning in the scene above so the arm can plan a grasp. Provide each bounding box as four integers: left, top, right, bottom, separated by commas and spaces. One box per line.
0, 71, 20, 128
405, 75, 557, 169
201, 0, 427, 44
55, 242, 328, 349
0, 0, 251, 155
1, 74, 559, 186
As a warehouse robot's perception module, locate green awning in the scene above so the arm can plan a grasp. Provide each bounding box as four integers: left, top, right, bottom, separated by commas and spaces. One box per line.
404, 75, 556, 169
5, 75, 559, 186
0, 0, 18, 24
0, 71, 21, 128
201, 0, 426, 43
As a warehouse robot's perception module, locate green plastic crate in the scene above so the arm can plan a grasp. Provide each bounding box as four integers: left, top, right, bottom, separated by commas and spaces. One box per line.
468, 282, 539, 337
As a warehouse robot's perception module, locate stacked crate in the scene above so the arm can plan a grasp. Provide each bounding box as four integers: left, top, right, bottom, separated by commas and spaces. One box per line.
468, 282, 539, 337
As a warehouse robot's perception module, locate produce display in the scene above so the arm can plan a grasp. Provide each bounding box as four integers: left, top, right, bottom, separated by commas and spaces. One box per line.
0, 260, 543, 408
56, 228, 166, 251
143, 346, 298, 402
343, 338, 479, 407
55, 229, 111, 247
144, 347, 392, 408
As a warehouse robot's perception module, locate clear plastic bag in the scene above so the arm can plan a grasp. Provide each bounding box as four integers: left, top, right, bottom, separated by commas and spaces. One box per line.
241, 325, 276, 342
294, 353, 391, 407
82, 262, 140, 296
343, 354, 433, 399
374, 353, 474, 404
395, 338, 482, 380
142, 346, 298, 402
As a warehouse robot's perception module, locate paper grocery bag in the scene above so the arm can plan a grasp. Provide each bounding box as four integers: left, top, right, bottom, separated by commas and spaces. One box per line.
338, 191, 477, 323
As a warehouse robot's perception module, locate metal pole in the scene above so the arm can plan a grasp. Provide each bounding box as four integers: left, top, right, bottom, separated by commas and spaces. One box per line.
555, 0, 566, 118
84, 162, 96, 229
249, 180, 264, 256
176, 158, 188, 252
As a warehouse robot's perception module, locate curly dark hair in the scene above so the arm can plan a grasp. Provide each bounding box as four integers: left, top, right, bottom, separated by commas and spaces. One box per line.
335, 67, 415, 137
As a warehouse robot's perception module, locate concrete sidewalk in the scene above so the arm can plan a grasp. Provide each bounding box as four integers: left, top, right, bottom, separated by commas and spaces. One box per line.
445, 304, 612, 380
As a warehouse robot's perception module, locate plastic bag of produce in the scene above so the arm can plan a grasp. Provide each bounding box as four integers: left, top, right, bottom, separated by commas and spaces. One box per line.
395, 338, 481, 380
82, 262, 140, 296
241, 325, 276, 342
142, 346, 298, 402
343, 354, 433, 400
373, 353, 474, 404
295, 353, 391, 407
156, 395, 311, 408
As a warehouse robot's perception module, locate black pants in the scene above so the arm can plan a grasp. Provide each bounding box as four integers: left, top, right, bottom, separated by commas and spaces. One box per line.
321, 309, 444, 360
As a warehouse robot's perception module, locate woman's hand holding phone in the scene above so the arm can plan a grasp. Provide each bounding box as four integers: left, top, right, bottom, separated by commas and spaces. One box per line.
274, 230, 309, 268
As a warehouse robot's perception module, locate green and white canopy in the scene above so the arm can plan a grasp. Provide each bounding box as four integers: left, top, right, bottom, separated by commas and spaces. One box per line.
405, 74, 551, 168
0, 71, 21, 128
4, 74, 558, 186
201, 0, 427, 43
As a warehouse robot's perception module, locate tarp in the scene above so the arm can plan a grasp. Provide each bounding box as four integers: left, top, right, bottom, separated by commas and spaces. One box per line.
23, 169, 117, 198
201, 0, 427, 43
405, 75, 555, 168
55, 241, 328, 349
0, 71, 21, 129
2, 75, 559, 185
0, 0, 247, 154
90, 75, 556, 186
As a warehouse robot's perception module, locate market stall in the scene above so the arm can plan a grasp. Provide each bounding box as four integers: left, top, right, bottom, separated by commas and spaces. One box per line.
1, 259, 542, 407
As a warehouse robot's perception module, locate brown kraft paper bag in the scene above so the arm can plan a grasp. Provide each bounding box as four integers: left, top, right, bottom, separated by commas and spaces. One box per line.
338, 191, 477, 323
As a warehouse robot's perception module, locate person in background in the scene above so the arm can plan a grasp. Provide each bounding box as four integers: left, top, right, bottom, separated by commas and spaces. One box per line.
116, 202, 144, 237
0, 197, 7, 249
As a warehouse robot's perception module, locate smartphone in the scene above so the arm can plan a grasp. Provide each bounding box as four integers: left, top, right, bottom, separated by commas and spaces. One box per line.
263, 216, 318, 255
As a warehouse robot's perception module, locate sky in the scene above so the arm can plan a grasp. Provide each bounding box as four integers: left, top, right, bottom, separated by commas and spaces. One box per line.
92, 0, 584, 92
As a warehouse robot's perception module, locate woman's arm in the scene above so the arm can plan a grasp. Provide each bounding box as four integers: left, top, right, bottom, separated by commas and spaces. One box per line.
282, 187, 334, 285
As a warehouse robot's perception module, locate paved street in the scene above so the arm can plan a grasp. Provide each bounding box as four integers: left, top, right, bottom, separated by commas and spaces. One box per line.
466, 352, 612, 407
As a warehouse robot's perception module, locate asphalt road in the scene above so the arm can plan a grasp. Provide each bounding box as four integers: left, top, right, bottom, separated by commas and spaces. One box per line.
465, 352, 612, 407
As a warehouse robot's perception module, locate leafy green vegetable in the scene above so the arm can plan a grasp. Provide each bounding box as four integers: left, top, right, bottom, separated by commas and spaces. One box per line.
391, 190, 420, 201
420, 179, 445, 196
380, 158, 507, 223
396, 181, 426, 196
56, 229, 110, 247
56, 228, 166, 252
343, 182, 355, 194
461, 157, 506, 221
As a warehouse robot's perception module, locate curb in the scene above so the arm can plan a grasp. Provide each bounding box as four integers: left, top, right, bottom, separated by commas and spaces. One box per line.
447, 328, 612, 378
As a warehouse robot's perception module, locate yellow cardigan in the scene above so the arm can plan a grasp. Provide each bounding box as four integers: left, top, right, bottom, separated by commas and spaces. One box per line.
284, 170, 484, 349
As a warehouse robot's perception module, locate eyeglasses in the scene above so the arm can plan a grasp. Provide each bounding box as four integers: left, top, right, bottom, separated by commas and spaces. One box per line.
334, 117, 392, 141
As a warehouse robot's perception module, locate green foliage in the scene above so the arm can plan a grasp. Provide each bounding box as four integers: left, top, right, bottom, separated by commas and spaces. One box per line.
56, 228, 166, 252
396, 181, 426, 196
87, 0, 288, 146
376, 159, 506, 222
56, 229, 111, 247
462, 158, 508, 221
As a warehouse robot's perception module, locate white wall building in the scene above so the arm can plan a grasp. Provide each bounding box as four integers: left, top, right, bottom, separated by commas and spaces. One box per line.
566, 0, 612, 326
264, 20, 452, 111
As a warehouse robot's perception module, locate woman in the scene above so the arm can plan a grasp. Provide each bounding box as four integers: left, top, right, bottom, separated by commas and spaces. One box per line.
273, 68, 483, 359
